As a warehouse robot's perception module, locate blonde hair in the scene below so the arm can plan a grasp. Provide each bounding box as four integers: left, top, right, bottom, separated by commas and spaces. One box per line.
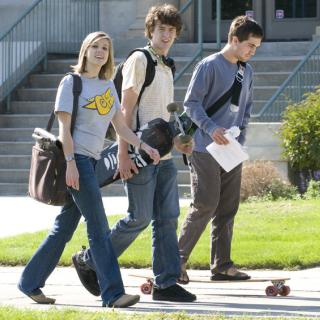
72, 31, 115, 80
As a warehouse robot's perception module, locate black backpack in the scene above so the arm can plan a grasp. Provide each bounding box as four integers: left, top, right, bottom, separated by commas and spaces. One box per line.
106, 48, 176, 140
113, 48, 176, 105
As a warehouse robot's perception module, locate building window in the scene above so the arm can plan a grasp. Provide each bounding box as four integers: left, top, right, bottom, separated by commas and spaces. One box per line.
212, 0, 253, 20
275, 0, 317, 18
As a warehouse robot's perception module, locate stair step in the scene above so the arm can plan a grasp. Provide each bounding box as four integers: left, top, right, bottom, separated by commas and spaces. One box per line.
0, 128, 58, 141
0, 183, 29, 196
10, 101, 54, 114
0, 169, 29, 183
17, 88, 56, 101
0, 142, 33, 154
0, 182, 191, 197
29, 68, 298, 90
249, 56, 302, 72
29, 74, 64, 88
0, 168, 189, 185
0, 114, 55, 128
174, 86, 279, 101
0, 155, 31, 169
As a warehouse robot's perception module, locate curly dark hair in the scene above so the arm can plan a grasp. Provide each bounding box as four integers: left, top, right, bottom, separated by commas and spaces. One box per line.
145, 4, 183, 39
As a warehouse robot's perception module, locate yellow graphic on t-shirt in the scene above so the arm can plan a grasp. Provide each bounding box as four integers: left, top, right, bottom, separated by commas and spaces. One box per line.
83, 88, 115, 115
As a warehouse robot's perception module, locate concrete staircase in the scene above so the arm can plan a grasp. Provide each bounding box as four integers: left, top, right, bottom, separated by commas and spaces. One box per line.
0, 41, 313, 196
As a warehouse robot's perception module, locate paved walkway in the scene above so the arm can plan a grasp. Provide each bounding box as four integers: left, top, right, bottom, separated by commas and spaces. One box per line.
1, 196, 320, 316
1, 267, 320, 316
0, 196, 191, 237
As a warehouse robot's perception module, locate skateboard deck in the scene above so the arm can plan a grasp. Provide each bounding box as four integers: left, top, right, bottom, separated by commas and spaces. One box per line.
128, 273, 291, 297
96, 103, 193, 187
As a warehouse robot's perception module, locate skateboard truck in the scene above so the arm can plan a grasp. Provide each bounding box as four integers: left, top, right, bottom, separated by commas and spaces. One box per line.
167, 103, 192, 145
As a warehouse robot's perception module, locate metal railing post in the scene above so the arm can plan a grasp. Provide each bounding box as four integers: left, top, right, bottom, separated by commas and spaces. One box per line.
174, 0, 203, 83
198, 0, 203, 58
216, 0, 221, 50
43, 0, 48, 72
5, 94, 11, 114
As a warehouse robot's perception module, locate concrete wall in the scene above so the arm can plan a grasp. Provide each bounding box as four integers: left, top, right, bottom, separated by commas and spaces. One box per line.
99, 0, 137, 39
245, 122, 288, 180
0, 0, 34, 36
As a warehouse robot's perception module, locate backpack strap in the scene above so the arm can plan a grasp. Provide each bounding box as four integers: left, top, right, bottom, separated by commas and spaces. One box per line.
134, 48, 157, 107
46, 73, 82, 134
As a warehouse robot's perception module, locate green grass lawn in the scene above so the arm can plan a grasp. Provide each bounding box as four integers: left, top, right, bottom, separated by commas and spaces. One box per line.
0, 199, 319, 269
0, 306, 314, 320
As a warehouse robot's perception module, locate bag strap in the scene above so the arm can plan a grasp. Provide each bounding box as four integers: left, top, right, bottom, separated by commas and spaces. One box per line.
181, 61, 246, 165
130, 48, 175, 130
46, 73, 82, 134
206, 61, 246, 117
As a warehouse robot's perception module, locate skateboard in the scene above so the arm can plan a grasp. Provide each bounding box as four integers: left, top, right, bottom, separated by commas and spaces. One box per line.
95, 102, 193, 187
128, 273, 291, 297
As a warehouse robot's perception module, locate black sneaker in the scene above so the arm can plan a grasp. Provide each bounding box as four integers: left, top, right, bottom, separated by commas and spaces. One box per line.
72, 246, 101, 296
152, 284, 196, 302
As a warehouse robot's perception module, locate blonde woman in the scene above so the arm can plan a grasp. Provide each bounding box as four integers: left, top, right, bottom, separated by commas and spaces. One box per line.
18, 31, 159, 308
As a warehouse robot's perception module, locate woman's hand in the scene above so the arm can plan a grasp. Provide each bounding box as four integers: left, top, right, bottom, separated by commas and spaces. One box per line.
66, 161, 80, 190
141, 142, 160, 164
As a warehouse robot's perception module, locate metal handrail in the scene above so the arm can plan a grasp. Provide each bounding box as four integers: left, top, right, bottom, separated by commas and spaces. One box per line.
0, 0, 100, 112
174, 0, 203, 83
252, 38, 320, 122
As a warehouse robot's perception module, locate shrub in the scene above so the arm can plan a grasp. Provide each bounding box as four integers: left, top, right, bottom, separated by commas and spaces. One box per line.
279, 87, 320, 171
304, 180, 320, 199
240, 161, 297, 201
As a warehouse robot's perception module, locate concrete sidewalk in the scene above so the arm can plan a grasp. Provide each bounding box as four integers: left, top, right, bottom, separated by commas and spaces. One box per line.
1, 196, 320, 317
1, 266, 320, 317
0, 196, 191, 238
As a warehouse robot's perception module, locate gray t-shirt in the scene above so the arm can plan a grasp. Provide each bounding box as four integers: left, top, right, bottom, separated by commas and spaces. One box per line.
55, 74, 120, 159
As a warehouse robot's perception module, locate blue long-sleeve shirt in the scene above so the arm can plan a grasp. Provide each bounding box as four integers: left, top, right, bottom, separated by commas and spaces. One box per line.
184, 52, 253, 152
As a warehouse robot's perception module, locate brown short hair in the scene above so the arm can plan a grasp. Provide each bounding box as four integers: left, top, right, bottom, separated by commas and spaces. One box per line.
72, 31, 115, 80
145, 4, 183, 39
228, 15, 263, 43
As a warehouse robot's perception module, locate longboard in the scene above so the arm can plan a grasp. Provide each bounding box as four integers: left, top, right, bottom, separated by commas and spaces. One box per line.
128, 273, 291, 297
96, 103, 193, 187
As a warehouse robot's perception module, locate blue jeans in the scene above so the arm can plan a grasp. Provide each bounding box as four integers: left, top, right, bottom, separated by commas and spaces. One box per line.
18, 154, 124, 306
85, 159, 180, 288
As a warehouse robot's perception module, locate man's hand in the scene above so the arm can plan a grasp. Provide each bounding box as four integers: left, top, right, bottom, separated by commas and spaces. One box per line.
211, 127, 229, 145
114, 154, 139, 180
174, 136, 194, 155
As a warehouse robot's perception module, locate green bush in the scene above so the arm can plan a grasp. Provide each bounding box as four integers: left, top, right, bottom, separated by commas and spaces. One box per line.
304, 179, 320, 199
279, 87, 320, 170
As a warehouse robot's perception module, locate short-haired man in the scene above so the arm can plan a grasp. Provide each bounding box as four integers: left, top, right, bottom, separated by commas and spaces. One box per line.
73, 4, 196, 302
178, 16, 263, 283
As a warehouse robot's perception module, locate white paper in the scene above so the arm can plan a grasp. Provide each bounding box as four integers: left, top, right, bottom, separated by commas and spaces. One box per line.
206, 132, 249, 172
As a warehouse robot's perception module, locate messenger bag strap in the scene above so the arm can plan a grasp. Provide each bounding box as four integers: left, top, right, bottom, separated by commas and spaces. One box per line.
46, 73, 82, 133
206, 61, 246, 118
